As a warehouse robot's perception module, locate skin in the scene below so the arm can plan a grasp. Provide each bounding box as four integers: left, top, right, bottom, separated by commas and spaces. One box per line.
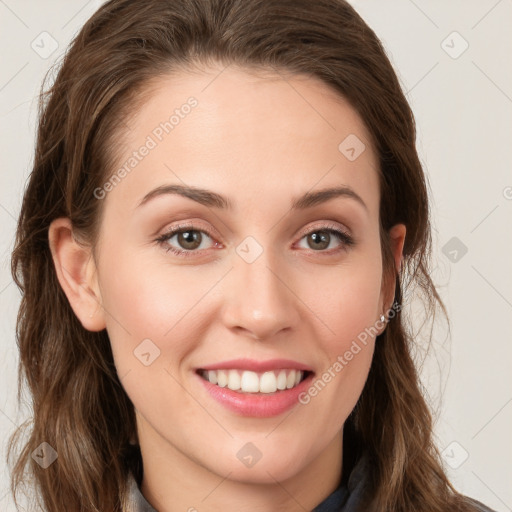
49, 64, 405, 512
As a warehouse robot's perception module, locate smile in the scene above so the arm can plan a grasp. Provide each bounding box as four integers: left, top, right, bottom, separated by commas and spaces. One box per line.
198, 368, 311, 394
194, 358, 315, 416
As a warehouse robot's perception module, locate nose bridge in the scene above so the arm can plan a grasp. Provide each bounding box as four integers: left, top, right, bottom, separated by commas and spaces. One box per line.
221, 235, 300, 340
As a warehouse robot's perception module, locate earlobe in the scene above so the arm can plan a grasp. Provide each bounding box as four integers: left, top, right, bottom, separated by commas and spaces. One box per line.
48, 217, 106, 332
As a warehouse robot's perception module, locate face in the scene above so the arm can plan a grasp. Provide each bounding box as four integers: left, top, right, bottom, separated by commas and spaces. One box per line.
57, 64, 404, 485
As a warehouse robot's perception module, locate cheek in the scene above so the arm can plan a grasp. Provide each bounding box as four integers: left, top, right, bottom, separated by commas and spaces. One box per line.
97, 248, 220, 371
301, 252, 383, 345
97, 251, 215, 432
294, 251, 382, 416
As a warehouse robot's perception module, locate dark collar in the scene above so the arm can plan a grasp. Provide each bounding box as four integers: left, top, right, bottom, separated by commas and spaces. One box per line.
313, 451, 370, 511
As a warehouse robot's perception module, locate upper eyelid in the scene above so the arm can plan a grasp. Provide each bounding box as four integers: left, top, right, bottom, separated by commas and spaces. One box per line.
158, 220, 352, 246
296, 221, 351, 237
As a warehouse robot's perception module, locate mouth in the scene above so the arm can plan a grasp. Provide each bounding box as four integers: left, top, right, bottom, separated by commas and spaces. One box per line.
196, 368, 313, 394
194, 359, 316, 417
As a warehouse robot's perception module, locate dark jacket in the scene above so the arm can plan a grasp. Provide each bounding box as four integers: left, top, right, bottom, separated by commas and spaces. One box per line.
124, 453, 496, 512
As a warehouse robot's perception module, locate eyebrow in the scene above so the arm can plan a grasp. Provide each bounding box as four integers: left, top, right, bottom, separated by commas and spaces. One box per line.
136, 184, 367, 212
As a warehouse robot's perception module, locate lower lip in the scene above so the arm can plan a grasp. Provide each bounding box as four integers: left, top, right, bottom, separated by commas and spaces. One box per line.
195, 371, 314, 418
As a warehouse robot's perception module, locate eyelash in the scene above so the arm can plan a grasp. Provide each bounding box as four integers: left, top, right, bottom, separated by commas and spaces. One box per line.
155, 222, 355, 259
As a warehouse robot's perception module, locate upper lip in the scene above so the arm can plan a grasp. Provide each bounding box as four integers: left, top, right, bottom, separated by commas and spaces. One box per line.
198, 358, 314, 373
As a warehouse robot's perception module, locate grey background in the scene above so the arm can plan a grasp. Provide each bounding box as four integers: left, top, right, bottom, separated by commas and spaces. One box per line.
1, 0, 511, 510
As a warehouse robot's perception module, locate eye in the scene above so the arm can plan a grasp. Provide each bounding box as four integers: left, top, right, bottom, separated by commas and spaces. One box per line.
296, 223, 354, 254
155, 224, 218, 258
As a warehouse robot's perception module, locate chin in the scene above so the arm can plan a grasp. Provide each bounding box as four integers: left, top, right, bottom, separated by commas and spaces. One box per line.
217, 458, 303, 485
201, 440, 312, 485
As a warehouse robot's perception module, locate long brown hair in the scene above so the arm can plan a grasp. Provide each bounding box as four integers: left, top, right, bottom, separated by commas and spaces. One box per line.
8, 0, 479, 510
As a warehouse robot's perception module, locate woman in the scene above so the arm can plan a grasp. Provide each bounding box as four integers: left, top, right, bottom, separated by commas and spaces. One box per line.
7, 0, 496, 511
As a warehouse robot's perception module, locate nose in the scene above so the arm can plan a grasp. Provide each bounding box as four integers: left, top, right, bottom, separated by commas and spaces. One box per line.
220, 247, 301, 341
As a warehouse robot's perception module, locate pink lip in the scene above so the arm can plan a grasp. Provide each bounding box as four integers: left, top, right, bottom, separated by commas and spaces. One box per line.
195, 369, 315, 418
198, 358, 313, 372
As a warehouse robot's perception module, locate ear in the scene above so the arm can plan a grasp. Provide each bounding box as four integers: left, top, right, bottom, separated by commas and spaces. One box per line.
389, 223, 406, 275
380, 223, 406, 315
48, 217, 106, 332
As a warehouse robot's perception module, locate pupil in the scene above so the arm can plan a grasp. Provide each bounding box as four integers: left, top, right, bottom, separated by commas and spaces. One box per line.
179, 231, 201, 249
310, 231, 329, 250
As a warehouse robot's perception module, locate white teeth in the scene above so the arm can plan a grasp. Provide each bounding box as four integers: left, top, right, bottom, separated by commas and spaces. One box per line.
228, 369, 241, 390
201, 369, 306, 393
217, 369, 228, 387
276, 370, 287, 390
259, 371, 277, 393
240, 371, 260, 392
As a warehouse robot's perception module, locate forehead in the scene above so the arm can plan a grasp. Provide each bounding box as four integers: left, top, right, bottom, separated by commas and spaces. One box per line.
105, 64, 380, 218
